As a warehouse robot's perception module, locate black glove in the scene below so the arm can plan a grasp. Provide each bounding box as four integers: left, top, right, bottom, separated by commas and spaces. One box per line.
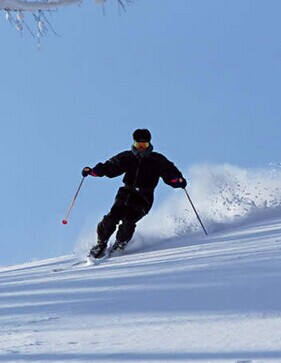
170, 176, 187, 189
82, 163, 105, 177
91, 163, 105, 177
81, 166, 92, 177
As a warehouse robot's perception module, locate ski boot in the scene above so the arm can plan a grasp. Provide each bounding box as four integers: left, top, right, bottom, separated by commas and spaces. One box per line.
87, 240, 108, 263
110, 240, 129, 255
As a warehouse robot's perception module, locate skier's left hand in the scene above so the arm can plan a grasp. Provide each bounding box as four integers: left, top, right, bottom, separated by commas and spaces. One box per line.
170, 177, 187, 189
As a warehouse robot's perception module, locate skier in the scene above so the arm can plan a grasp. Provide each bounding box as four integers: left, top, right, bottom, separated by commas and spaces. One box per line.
81, 129, 187, 260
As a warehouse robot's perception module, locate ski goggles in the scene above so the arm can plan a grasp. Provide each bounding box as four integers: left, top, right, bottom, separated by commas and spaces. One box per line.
134, 141, 150, 149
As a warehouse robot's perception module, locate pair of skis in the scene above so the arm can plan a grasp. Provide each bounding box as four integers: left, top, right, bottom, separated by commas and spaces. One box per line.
52, 245, 124, 272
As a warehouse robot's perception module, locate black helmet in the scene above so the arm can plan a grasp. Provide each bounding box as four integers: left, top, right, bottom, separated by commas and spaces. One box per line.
133, 129, 151, 142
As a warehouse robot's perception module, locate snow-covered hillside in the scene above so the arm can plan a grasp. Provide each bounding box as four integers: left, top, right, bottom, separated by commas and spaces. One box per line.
1, 164, 281, 362
1, 215, 281, 363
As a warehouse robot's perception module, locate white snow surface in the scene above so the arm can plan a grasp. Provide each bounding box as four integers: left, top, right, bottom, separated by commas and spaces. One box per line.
1, 164, 281, 363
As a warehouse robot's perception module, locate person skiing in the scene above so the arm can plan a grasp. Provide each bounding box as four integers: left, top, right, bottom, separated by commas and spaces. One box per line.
81, 129, 187, 260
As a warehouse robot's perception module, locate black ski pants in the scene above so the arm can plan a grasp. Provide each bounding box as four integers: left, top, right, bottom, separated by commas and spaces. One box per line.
97, 186, 153, 244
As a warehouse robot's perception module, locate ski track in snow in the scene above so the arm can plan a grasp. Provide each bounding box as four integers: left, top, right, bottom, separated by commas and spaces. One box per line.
1, 216, 281, 362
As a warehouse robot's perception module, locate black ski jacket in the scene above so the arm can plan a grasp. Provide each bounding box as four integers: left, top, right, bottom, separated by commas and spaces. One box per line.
94, 149, 183, 189
93, 148, 184, 213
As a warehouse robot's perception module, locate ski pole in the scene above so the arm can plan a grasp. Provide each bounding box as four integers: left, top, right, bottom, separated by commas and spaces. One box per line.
183, 187, 208, 236
62, 177, 85, 225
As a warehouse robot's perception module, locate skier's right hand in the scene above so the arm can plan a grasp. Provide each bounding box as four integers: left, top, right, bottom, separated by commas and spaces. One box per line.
82, 163, 105, 177
81, 167, 96, 177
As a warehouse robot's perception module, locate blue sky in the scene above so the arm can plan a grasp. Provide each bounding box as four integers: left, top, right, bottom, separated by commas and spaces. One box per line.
1, 0, 281, 266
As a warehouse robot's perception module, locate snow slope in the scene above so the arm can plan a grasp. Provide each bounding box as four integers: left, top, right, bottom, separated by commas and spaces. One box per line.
1, 216, 281, 363
1, 164, 281, 363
